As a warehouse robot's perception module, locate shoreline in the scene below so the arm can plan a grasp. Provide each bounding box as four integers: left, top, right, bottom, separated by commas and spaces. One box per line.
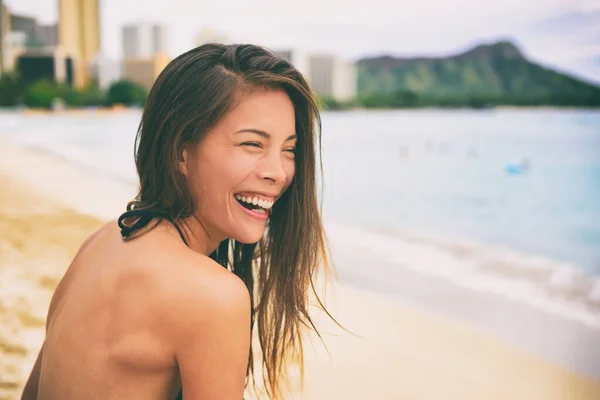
1, 138, 600, 398
326, 219, 600, 329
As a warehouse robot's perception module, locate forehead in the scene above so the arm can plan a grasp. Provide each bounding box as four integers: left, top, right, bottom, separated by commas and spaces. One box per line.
216, 88, 296, 137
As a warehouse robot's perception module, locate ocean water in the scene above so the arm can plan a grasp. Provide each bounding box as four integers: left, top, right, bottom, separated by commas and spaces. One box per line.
1, 108, 599, 325
319, 109, 600, 273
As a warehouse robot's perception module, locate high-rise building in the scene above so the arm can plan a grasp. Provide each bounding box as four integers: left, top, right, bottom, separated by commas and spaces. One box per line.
122, 51, 170, 90
120, 22, 168, 90
308, 54, 356, 101
58, 0, 101, 88
122, 23, 165, 59
273, 48, 309, 79
0, 0, 8, 74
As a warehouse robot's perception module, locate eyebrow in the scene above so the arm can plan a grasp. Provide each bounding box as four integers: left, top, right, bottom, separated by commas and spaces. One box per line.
235, 129, 297, 141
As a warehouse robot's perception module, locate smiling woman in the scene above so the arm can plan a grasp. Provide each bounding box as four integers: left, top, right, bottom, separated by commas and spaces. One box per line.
20, 44, 332, 400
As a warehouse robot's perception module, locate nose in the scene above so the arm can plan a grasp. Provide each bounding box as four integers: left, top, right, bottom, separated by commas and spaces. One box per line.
258, 151, 288, 184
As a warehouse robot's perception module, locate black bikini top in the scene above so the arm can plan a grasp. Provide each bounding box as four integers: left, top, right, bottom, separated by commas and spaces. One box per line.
117, 209, 175, 239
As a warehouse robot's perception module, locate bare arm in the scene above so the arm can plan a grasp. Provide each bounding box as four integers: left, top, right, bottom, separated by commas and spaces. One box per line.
166, 266, 251, 399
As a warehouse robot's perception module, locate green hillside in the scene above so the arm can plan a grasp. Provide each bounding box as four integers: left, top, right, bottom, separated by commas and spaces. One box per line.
356, 41, 600, 107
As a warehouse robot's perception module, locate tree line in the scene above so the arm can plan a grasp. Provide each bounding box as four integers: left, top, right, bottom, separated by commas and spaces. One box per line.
2, 73, 599, 110
319, 89, 600, 110
0, 73, 148, 109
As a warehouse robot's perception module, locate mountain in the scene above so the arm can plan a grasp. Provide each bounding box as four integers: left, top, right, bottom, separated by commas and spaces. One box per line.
356, 41, 600, 106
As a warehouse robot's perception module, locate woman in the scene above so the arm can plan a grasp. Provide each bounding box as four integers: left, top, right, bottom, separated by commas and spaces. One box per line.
21, 43, 332, 400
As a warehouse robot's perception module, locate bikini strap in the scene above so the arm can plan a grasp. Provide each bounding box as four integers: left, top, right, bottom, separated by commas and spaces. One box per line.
117, 209, 172, 238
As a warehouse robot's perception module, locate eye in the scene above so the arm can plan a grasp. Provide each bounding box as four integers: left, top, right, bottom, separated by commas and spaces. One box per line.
242, 141, 262, 148
285, 147, 296, 155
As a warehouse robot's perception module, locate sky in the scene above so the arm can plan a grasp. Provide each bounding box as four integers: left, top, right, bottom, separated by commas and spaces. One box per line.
5, 0, 600, 83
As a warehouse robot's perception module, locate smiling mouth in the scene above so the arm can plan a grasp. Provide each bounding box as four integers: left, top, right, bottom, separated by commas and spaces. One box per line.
234, 194, 274, 214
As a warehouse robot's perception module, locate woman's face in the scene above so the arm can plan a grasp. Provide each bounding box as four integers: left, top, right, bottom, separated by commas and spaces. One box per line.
183, 88, 297, 244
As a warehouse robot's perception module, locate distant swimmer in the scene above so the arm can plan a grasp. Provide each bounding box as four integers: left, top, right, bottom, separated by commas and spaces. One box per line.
504, 158, 530, 175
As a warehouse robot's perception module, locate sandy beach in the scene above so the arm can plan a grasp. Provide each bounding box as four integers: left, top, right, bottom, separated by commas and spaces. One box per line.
0, 167, 102, 399
1, 138, 599, 400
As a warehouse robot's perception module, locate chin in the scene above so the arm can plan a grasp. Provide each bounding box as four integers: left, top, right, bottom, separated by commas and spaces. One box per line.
231, 226, 266, 245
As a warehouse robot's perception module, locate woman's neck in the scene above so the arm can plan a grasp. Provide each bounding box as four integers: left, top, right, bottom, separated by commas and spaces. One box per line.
171, 215, 225, 256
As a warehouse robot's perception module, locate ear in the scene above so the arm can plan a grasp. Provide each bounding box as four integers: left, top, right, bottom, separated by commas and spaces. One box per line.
179, 147, 190, 177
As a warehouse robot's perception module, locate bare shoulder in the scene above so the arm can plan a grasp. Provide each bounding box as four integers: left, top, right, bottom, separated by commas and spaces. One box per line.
149, 249, 251, 398
75, 220, 112, 255
148, 248, 251, 347
46, 220, 113, 327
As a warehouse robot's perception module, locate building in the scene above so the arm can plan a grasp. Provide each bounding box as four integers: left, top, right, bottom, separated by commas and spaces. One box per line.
59, 0, 101, 63
0, 0, 8, 74
195, 29, 228, 47
273, 48, 309, 79
58, 0, 101, 88
3, 31, 26, 71
120, 22, 169, 90
308, 54, 356, 101
122, 51, 170, 90
16, 48, 74, 86
0, 4, 56, 75
122, 23, 165, 59
36, 24, 58, 48
5, 12, 55, 51
10, 14, 37, 46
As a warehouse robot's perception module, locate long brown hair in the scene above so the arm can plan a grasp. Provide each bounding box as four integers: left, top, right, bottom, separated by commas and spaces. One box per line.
126, 43, 332, 398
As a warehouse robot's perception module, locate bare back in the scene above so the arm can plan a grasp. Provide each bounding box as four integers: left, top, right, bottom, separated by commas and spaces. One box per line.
38, 221, 182, 399
33, 220, 251, 400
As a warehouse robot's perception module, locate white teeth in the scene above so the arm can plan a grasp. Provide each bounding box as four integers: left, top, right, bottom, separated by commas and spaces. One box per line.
235, 194, 275, 209
254, 208, 266, 214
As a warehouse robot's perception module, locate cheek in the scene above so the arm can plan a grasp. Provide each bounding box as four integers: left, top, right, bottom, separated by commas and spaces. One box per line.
228, 154, 259, 177
284, 161, 296, 187
193, 152, 256, 199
